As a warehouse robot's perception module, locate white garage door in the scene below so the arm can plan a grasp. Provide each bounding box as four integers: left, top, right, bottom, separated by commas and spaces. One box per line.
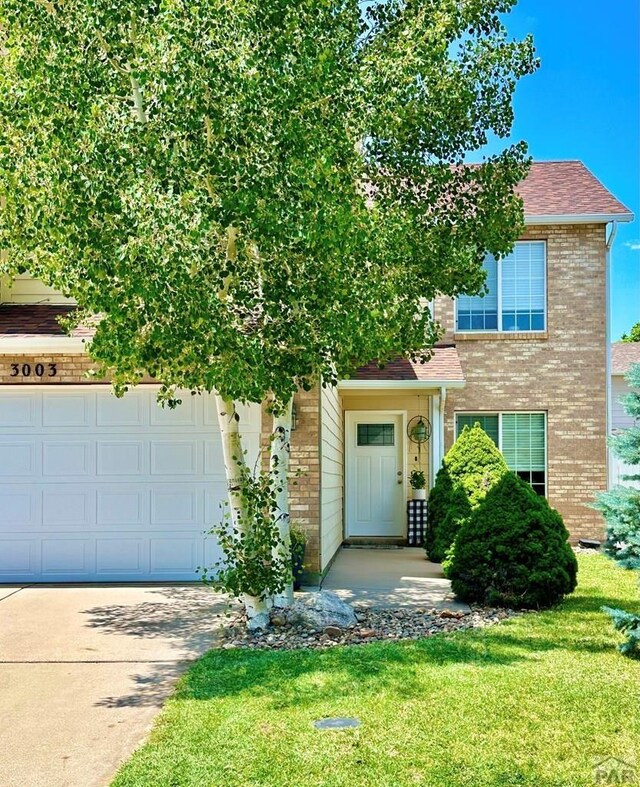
0, 388, 261, 583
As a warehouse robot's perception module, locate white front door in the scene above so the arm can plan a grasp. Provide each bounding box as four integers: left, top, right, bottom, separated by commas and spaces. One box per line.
345, 412, 405, 537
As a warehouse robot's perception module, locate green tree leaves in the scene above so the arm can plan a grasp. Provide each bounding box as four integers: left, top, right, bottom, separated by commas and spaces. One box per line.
0, 0, 537, 405
621, 322, 640, 343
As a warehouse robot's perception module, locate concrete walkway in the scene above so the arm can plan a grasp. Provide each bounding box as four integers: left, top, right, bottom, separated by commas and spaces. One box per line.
322, 547, 470, 611
0, 584, 228, 787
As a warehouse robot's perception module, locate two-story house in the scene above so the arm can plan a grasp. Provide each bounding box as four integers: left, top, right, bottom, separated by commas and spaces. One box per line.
0, 161, 633, 583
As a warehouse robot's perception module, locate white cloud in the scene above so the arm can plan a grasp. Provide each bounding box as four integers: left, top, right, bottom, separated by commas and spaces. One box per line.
624, 241, 640, 251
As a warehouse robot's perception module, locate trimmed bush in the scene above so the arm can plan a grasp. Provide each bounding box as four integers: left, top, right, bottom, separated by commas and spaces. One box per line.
449, 472, 578, 609
425, 469, 471, 564
425, 424, 508, 562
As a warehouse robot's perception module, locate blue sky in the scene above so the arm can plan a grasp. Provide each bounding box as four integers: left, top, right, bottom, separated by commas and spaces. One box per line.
482, 0, 640, 339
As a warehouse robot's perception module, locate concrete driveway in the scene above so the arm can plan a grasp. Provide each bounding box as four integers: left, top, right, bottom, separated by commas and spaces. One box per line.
0, 583, 229, 787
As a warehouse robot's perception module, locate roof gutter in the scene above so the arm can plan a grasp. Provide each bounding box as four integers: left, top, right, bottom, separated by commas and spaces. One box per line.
605, 220, 618, 488
0, 336, 89, 353
439, 386, 447, 471
338, 379, 465, 391
524, 213, 634, 226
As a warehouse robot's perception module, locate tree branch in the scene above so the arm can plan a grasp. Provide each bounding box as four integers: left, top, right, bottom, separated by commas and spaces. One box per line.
129, 75, 148, 124
94, 29, 147, 123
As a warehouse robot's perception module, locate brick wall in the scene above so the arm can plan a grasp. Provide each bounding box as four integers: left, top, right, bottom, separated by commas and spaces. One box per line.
434, 223, 608, 541
0, 353, 105, 384
262, 389, 321, 574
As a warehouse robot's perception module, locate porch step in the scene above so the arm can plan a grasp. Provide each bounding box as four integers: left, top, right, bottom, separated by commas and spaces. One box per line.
344, 539, 406, 549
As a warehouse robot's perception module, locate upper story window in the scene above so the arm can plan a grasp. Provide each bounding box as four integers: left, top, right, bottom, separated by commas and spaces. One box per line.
456, 241, 546, 332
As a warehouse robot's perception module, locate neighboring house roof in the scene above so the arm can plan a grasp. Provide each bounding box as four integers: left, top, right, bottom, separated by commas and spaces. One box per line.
612, 342, 640, 375
353, 346, 464, 384
518, 161, 633, 223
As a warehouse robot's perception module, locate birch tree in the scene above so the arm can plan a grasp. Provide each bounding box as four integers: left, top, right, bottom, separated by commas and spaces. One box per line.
0, 0, 537, 625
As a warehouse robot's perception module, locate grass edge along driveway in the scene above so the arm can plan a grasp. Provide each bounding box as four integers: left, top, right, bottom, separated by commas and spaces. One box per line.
112, 554, 640, 787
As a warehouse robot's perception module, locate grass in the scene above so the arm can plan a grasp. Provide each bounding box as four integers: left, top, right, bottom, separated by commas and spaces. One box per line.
112, 554, 640, 787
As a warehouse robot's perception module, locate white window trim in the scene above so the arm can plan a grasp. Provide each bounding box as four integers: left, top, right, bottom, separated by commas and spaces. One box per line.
455, 410, 548, 496
454, 241, 547, 334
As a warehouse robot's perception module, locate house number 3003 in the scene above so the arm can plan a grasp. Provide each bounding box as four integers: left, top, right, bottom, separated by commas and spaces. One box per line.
10, 363, 57, 378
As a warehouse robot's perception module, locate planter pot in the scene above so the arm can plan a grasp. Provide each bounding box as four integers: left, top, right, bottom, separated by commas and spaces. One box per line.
412, 488, 426, 501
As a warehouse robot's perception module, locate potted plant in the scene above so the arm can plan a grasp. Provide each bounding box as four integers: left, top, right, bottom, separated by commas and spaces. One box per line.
290, 526, 307, 590
410, 469, 427, 500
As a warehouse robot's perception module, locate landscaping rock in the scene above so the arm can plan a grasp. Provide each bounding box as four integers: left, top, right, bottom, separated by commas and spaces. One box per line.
279, 591, 357, 630
247, 612, 270, 631
218, 603, 524, 652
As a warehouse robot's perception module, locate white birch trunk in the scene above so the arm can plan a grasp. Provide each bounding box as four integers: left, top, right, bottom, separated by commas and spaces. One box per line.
271, 397, 295, 608
129, 75, 148, 124
215, 394, 270, 629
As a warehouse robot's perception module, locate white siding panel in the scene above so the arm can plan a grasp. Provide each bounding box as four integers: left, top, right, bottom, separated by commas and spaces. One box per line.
612, 376, 637, 432
320, 385, 344, 571
610, 375, 639, 488
609, 453, 640, 489
1, 274, 75, 304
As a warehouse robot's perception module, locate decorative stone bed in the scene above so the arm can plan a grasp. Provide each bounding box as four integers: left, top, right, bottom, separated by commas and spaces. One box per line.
210, 545, 592, 651
215, 599, 523, 651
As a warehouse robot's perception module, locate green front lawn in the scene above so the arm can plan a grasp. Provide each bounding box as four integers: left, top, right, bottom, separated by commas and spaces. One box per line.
113, 554, 640, 787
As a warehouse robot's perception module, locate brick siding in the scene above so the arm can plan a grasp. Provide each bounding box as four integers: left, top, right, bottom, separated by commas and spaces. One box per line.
435, 223, 608, 542
0, 353, 105, 384
261, 389, 322, 574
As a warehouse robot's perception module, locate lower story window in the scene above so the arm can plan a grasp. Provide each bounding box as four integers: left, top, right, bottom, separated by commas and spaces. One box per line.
456, 412, 546, 496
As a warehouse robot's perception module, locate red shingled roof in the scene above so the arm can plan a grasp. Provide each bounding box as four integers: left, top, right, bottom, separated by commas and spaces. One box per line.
0, 305, 93, 339
612, 342, 640, 375
518, 161, 632, 219
354, 346, 464, 383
